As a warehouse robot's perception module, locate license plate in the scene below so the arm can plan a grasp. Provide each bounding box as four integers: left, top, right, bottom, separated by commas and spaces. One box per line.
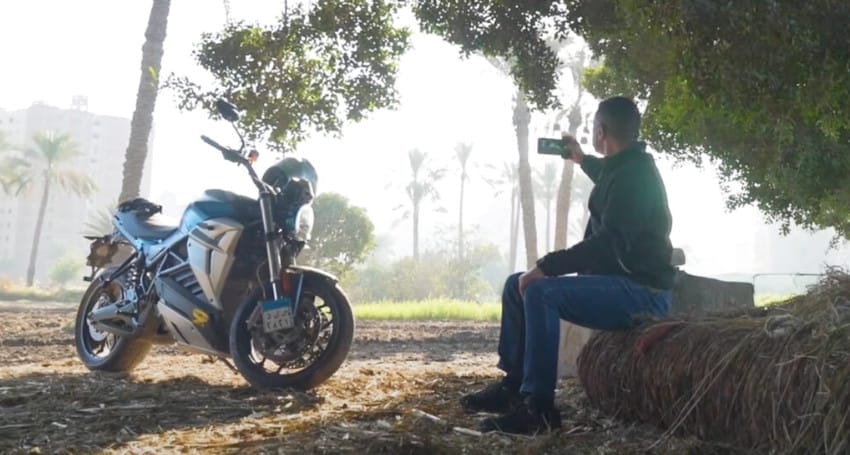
261, 298, 294, 332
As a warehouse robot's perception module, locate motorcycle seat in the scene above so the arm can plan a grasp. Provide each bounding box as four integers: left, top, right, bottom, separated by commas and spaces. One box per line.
115, 212, 179, 241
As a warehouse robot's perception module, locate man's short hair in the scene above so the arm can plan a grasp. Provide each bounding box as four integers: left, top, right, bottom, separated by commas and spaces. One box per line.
596, 96, 641, 142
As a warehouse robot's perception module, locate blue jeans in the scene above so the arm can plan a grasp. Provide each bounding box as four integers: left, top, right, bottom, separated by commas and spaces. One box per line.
496, 273, 671, 402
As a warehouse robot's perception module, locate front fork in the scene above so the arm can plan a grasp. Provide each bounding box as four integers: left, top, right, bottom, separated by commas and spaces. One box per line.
257, 192, 304, 332
259, 192, 284, 300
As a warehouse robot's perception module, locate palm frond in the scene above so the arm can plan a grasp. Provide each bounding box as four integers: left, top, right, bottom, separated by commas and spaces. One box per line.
52, 168, 97, 196
83, 204, 117, 237
407, 148, 426, 176
455, 142, 473, 174
0, 154, 36, 196
29, 131, 81, 165
429, 168, 447, 181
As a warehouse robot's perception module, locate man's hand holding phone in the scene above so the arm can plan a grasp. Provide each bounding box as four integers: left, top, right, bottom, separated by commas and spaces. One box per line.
561, 132, 584, 165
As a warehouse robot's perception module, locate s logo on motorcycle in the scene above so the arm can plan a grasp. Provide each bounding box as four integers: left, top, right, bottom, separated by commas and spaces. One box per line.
192, 309, 210, 327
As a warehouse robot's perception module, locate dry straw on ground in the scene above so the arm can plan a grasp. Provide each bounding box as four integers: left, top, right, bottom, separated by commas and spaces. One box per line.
2, 307, 715, 454
579, 271, 850, 454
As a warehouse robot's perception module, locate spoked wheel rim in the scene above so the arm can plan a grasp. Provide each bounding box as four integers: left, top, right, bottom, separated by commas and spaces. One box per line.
81, 283, 122, 359
246, 292, 338, 377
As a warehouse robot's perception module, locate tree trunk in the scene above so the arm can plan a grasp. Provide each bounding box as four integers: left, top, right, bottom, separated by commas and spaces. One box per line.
118, 0, 171, 203
508, 187, 518, 274
554, 162, 574, 249
458, 173, 465, 261
514, 92, 538, 268
26, 171, 51, 286
554, 103, 582, 250
413, 201, 420, 261
545, 198, 552, 252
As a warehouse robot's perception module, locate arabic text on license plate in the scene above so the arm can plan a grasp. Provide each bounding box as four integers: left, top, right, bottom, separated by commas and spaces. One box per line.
262, 299, 294, 332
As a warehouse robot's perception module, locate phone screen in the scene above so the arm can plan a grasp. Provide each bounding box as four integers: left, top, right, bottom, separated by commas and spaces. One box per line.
537, 138, 566, 155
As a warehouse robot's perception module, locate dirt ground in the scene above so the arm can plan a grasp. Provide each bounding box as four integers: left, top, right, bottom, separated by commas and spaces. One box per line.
0, 302, 715, 454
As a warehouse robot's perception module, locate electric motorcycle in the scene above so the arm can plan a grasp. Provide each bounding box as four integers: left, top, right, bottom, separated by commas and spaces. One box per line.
74, 100, 354, 390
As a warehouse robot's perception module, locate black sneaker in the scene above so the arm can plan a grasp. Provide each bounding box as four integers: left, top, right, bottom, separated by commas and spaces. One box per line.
479, 395, 561, 435
460, 380, 522, 413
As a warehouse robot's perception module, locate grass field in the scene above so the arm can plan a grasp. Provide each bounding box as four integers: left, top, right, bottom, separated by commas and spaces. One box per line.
755, 294, 795, 307
354, 294, 800, 321
353, 299, 501, 321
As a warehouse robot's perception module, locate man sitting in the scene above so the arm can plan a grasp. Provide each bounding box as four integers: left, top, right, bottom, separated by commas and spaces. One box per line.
462, 96, 676, 434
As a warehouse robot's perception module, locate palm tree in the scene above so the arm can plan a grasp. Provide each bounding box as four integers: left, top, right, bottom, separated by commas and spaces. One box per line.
534, 162, 560, 252
552, 44, 591, 250
118, 0, 171, 203
405, 149, 444, 261
486, 57, 539, 268
455, 142, 473, 261
0, 132, 96, 286
511, 90, 540, 267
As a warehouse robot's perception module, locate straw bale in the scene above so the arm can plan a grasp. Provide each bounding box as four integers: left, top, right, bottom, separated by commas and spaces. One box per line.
578, 271, 850, 454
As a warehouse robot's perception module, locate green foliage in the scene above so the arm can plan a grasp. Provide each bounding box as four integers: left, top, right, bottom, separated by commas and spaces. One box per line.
565, 0, 850, 237
344, 227, 502, 302
353, 299, 500, 321
48, 256, 84, 286
298, 192, 375, 278
432, 225, 502, 300
412, 1, 568, 109
167, 0, 410, 152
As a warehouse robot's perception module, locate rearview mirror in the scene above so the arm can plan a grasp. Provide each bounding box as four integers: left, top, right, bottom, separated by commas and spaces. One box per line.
216, 99, 240, 122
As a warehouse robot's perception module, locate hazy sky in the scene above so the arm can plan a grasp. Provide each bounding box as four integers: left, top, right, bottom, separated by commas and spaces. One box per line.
2, 1, 847, 280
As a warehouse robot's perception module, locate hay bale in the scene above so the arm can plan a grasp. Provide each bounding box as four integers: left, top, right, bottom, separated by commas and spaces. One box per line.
578, 272, 850, 453
558, 272, 754, 379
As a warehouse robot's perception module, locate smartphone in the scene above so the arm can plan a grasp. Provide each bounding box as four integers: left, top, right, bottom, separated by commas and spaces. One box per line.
537, 137, 567, 155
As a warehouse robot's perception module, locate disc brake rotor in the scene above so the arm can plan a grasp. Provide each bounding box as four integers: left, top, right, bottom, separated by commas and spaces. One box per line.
253, 296, 323, 365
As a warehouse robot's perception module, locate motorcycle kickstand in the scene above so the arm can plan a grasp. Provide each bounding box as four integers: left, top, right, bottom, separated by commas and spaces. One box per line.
219, 357, 240, 375
202, 355, 240, 375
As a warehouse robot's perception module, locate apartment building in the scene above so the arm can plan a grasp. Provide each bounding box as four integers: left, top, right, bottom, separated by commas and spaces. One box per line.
0, 97, 152, 282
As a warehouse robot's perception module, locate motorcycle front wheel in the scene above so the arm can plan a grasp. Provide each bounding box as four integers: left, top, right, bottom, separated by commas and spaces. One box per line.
229, 274, 354, 390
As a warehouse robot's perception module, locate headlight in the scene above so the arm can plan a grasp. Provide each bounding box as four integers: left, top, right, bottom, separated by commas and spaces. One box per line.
293, 204, 314, 241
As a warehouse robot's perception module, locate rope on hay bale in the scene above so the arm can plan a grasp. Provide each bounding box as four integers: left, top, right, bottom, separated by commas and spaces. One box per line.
577, 271, 850, 454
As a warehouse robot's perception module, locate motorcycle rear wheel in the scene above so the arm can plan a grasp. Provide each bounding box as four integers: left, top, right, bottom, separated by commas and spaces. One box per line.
229, 274, 354, 390
74, 269, 151, 375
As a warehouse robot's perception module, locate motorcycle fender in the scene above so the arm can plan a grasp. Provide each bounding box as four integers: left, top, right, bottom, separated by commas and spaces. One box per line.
287, 265, 338, 284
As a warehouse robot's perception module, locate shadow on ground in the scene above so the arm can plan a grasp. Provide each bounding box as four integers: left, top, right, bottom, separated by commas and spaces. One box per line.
0, 372, 318, 453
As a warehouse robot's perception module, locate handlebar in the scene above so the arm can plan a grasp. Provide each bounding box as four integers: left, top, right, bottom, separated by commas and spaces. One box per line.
200, 134, 245, 164
199, 135, 277, 195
